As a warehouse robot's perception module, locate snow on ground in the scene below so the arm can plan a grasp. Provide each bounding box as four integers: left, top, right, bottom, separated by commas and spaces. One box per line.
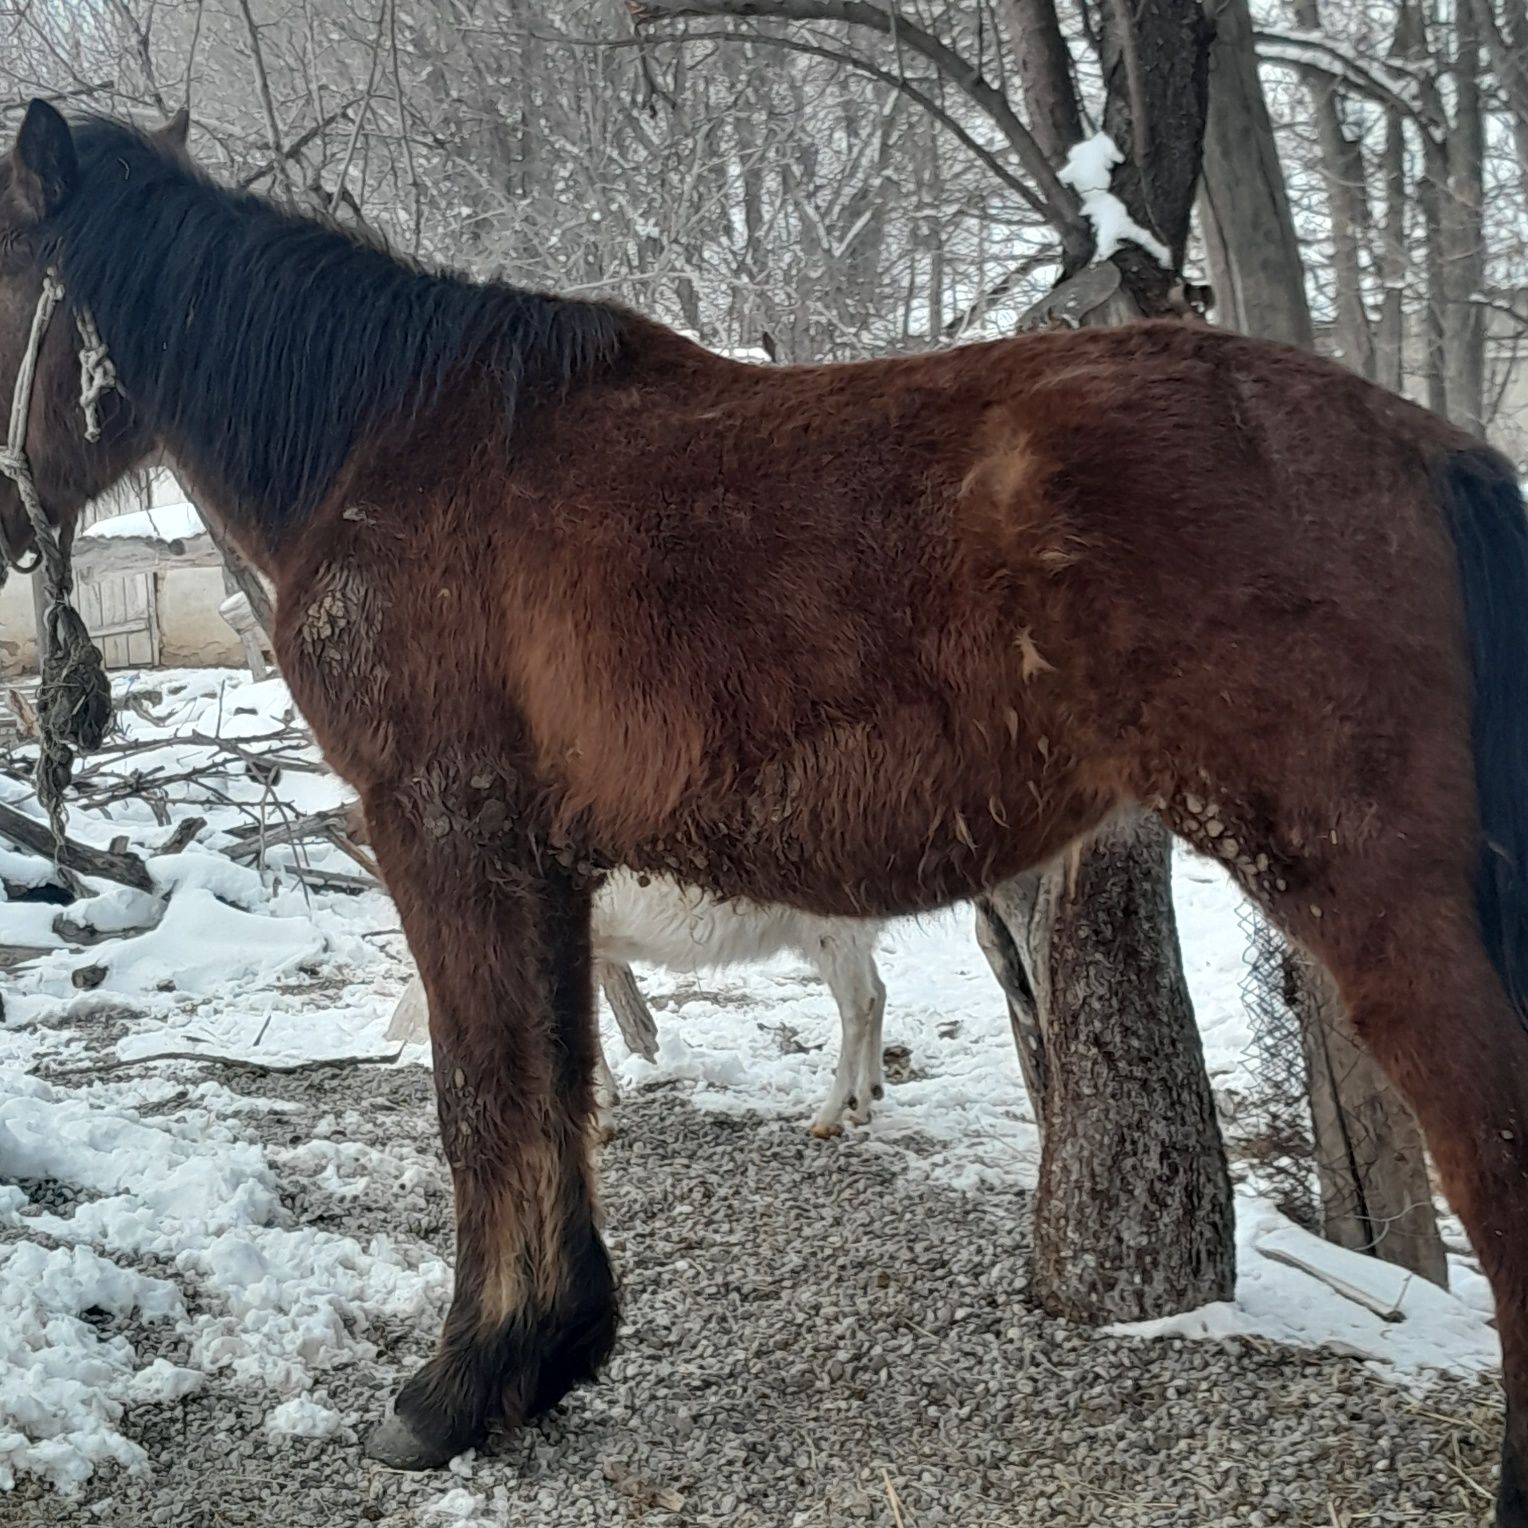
0, 667, 1501, 1498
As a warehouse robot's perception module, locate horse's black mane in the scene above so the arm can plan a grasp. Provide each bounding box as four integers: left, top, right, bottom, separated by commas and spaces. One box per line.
50, 118, 625, 532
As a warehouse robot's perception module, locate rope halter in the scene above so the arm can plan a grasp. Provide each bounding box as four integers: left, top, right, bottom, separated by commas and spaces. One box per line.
0, 265, 119, 845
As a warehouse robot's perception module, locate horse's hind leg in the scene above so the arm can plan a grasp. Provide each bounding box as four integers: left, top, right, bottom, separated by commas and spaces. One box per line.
360, 783, 615, 1469
1264, 839, 1528, 1522
1171, 717, 1528, 1523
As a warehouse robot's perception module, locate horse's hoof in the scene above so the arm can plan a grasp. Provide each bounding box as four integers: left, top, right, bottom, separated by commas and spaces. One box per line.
808, 1120, 843, 1139
364, 1412, 459, 1471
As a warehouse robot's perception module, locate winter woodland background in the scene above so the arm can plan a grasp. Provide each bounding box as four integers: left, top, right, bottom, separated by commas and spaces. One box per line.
3, 2, 1527, 1517
2, 0, 1525, 456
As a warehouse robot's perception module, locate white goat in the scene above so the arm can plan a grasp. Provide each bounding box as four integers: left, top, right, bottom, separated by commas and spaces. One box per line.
387, 870, 889, 1136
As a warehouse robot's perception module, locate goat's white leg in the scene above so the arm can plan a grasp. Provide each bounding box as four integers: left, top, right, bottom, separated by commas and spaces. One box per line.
810, 1025, 864, 1138
864, 957, 887, 1105
593, 1033, 619, 1142
810, 937, 886, 1135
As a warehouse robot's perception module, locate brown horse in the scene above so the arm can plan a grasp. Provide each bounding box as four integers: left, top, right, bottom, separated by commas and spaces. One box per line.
3, 101, 1527, 1520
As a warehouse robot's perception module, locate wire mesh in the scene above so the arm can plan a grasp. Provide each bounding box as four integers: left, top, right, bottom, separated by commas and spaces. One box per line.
1235, 902, 1318, 1230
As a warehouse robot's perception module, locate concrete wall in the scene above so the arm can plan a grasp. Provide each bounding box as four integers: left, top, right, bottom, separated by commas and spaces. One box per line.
157, 567, 245, 668
0, 576, 37, 675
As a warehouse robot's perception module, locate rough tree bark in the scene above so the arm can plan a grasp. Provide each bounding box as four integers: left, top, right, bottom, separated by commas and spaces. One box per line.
1028, 821, 1233, 1318
1199, 0, 1314, 349
1196, 0, 1447, 1287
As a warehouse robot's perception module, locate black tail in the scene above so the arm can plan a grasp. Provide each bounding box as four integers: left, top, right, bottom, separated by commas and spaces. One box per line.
1437, 446, 1528, 1020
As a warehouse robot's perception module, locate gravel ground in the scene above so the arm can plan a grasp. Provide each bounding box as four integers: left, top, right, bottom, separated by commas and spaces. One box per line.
8, 1062, 1500, 1528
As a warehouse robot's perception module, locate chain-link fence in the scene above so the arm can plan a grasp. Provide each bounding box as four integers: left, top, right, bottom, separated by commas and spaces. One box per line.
1236, 904, 1318, 1229
1235, 901, 1447, 1282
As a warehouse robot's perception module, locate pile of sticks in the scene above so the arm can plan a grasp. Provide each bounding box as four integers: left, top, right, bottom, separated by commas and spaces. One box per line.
0, 687, 378, 912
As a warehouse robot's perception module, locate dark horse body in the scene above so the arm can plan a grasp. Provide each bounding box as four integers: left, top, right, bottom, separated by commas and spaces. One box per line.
4, 104, 1528, 1521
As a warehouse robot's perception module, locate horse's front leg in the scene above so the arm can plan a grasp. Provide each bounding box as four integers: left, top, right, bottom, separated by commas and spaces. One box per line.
361, 786, 616, 1469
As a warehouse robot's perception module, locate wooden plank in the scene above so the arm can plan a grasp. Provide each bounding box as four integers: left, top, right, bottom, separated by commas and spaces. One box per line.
71, 530, 221, 579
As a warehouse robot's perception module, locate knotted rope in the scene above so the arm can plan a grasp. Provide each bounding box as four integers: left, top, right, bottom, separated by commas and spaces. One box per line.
0, 268, 114, 847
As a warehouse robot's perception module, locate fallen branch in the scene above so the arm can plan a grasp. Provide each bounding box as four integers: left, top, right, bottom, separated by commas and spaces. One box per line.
0, 944, 58, 971
157, 816, 207, 854
0, 798, 153, 891
47, 1045, 408, 1078
54, 914, 161, 947
224, 805, 353, 859
276, 864, 379, 894
1257, 1243, 1410, 1323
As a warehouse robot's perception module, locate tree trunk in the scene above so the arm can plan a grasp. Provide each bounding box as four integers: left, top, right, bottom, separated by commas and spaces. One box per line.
1192, 0, 1447, 1286
1031, 817, 1235, 1318
1442, 0, 1486, 435
1418, 150, 1449, 419
1197, 0, 1314, 348
973, 882, 1046, 1113
1477, 0, 1528, 207
1373, 107, 1408, 395
1296, 957, 1450, 1287
1291, 0, 1374, 377
982, 0, 1235, 1326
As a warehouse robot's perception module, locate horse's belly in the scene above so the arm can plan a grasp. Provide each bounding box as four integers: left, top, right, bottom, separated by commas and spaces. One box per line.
614, 744, 1113, 919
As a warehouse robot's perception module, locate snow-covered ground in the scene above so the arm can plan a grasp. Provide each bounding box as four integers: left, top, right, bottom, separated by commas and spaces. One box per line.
0, 668, 1501, 1500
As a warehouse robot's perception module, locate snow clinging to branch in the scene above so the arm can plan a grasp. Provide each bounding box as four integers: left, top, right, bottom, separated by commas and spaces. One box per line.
1057, 134, 1171, 268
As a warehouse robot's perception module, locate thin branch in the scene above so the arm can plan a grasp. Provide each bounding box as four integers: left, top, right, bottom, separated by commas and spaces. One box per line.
47, 1046, 406, 1079
633, 0, 1087, 255
234, 0, 296, 198
1254, 29, 1442, 137
943, 247, 1057, 338
611, 26, 1046, 212
332, 0, 388, 216
183, 0, 206, 107
236, 98, 361, 190
387, 0, 423, 252
105, 0, 170, 116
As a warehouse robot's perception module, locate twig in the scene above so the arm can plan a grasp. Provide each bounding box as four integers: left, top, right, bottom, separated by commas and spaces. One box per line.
236, 98, 363, 190
47, 1045, 407, 1079
633, 0, 1087, 257
1257, 1244, 1410, 1322
277, 864, 378, 894
388, 0, 423, 252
